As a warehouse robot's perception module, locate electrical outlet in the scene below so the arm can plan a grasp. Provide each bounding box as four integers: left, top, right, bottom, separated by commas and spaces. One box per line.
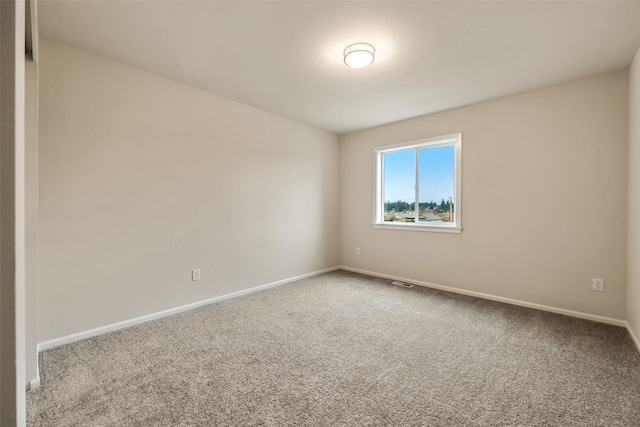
593, 278, 604, 292
356, 247, 361, 256
192, 269, 201, 281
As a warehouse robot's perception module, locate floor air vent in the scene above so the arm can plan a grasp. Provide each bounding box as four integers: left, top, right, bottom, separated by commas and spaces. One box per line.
391, 280, 413, 288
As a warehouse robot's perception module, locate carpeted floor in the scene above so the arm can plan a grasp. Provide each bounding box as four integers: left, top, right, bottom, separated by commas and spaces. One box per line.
27, 271, 640, 426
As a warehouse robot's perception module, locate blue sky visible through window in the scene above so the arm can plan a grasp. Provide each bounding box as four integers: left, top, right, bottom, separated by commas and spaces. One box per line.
383, 146, 454, 204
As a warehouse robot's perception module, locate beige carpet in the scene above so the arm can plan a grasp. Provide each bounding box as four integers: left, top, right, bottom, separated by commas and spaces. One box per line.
27, 271, 640, 426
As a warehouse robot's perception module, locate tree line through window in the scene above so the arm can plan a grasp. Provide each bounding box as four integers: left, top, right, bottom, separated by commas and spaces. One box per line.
384, 200, 455, 223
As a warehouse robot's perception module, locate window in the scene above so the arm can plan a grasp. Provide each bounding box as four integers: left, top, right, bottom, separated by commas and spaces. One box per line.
374, 133, 462, 233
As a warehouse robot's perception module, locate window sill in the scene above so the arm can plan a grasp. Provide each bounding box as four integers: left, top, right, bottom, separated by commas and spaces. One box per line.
371, 222, 462, 234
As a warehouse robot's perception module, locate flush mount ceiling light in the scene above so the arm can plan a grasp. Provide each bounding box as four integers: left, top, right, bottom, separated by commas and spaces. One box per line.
343, 42, 375, 68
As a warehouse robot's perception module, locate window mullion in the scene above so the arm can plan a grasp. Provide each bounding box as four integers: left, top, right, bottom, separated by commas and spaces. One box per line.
380, 154, 385, 222
414, 148, 419, 223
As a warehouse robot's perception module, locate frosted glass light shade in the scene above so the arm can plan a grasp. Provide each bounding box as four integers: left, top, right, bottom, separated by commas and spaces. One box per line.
343, 43, 375, 68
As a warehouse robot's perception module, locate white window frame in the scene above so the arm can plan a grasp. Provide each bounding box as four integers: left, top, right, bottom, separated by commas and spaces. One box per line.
373, 132, 462, 233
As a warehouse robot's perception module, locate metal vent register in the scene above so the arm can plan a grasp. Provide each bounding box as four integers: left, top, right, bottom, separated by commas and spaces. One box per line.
391, 280, 413, 288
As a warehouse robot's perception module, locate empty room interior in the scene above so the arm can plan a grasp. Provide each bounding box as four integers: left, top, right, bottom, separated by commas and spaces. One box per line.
4, 0, 640, 425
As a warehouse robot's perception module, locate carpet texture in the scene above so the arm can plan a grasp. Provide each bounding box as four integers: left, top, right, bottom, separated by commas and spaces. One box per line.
27, 271, 640, 426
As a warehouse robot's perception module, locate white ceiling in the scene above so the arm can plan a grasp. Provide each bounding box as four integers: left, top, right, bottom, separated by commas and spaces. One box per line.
38, 1, 640, 134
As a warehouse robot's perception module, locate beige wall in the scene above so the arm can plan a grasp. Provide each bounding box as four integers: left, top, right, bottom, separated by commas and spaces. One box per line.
629, 46, 640, 340
38, 39, 339, 342
340, 72, 629, 320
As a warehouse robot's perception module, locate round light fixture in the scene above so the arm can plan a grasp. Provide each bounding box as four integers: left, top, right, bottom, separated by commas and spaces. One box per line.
343, 42, 375, 68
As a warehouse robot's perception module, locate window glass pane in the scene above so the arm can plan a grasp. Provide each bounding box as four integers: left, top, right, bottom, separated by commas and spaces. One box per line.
418, 146, 455, 223
383, 150, 415, 222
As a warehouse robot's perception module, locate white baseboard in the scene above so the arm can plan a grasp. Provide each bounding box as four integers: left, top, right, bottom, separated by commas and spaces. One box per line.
339, 265, 627, 327
26, 349, 41, 390
32, 346, 41, 390
626, 322, 640, 354
28, 376, 40, 391
38, 266, 340, 352
36, 265, 638, 356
